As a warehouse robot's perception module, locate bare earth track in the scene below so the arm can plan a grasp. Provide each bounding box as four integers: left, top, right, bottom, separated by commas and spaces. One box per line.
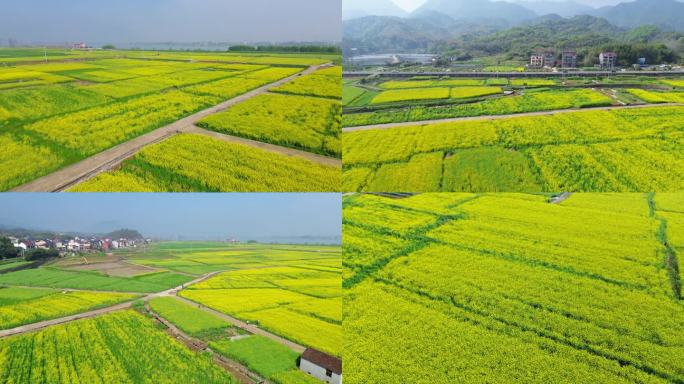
12, 63, 340, 192
342, 102, 684, 132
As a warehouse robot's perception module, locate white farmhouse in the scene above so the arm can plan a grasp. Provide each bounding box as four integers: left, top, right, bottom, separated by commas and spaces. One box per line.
299, 348, 342, 384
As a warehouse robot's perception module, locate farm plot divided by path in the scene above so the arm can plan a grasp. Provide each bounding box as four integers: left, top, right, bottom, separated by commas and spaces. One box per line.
180, 266, 342, 357
0, 243, 342, 383
342, 193, 684, 384
0, 286, 137, 330
0, 310, 237, 384
343, 106, 684, 192
0, 52, 342, 192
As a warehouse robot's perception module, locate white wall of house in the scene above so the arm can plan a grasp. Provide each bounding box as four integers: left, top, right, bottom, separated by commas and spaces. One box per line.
300, 359, 342, 384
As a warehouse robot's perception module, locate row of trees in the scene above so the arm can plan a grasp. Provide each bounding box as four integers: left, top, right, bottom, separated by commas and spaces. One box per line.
228, 45, 341, 53
0, 237, 58, 261
0, 237, 18, 259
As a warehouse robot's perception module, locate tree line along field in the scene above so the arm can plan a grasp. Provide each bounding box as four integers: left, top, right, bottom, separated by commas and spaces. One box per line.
343, 193, 684, 384
0, 49, 341, 192
342, 76, 684, 127
0, 242, 341, 383
343, 106, 684, 192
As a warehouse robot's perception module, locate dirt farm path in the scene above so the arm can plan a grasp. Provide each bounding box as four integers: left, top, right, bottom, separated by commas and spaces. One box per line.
342, 102, 684, 132
0, 271, 220, 338
12, 63, 340, 192
173, 295, 307, 353
145, 301, 269, 384
185, 126, 342, 168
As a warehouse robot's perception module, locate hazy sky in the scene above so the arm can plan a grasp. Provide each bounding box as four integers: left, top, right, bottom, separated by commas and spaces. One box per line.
0, 194, 341, 241
382, 0, 633, 12
0, 0, 341, 44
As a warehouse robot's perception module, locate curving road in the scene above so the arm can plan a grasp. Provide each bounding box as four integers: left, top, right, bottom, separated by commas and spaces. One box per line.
12, 63, 339, 192
342, 102, 684, 132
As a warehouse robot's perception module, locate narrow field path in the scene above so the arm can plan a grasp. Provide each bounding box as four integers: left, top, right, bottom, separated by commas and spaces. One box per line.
145, 301, 269, 384
12, 63, 335, 192
0, 271, 220, 338
0, 301, 133, 338
0, 284, 146, 296
173, 295, 307, 353
550, 193, 573, 204
342, 102, 684, 132
186, 126, 342, 168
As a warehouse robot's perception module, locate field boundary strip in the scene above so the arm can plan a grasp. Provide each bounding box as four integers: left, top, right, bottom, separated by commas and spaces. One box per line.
342, 102, 684, 132
10, 63, 338, 192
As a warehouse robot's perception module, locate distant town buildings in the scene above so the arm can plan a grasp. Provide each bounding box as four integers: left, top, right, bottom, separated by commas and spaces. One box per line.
72, 42, 87, 49
529, 51, 556, 69
7, 234, 144, 256
600, 52, 618, 70
561, 51, 578, 69
299, 348, 342, 384
530, 54, 545, 68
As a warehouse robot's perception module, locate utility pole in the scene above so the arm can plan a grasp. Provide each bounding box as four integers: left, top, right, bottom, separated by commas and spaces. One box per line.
44, 46, 48, 63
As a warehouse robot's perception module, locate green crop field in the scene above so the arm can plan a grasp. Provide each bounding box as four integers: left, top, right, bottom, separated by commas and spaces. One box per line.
627, 88, 684, 103
0, 287, 137, 330
371, 87, 451, 104
149, 296, 229, 337
380, 79, 485, 88
0, 48, 340, 192
197, 92, 341, 157
0, 242, 342, 383
272, 66, 341, 99
343, 193, 684, 384
0, 267, 192, 292
343, 106, 684, 192
180, 265, 342, 356
210, 336, 302, 381
69, 134, 341, 192
0, 310, 237, 383
118, 243, 343, 356
343, 88, 613, 127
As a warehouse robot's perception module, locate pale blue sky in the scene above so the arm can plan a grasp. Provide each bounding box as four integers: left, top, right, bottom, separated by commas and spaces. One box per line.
0, 0, 341, 44
0, 194, 341, 241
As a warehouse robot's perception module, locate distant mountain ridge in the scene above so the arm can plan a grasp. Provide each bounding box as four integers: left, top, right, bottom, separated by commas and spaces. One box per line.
344, 0, 684, 32
592, 0, 684, 32
412, 0, 537, 26
343, 12, 682, 65
343, 0, 407, 20
514, 1, 594, 17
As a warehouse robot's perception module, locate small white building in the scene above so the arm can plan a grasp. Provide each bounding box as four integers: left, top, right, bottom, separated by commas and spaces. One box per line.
299, 348, 342, 384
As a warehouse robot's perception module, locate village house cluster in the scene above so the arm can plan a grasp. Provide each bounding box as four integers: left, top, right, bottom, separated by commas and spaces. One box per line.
8, 235, 146, 256
529, 51, 620, 70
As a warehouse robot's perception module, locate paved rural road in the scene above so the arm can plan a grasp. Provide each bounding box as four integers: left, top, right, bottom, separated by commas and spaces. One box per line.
0, 271, 220, 338
173, 295, 307, 353
342, 102, 684, 132
12, 63, 339, 192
